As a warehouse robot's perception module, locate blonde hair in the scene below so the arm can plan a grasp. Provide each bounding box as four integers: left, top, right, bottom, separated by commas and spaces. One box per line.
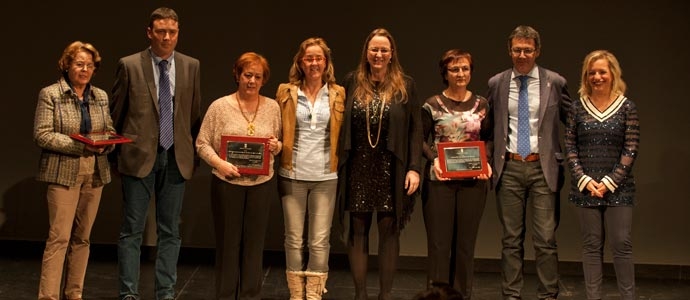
57, 41, 101, 74
578, 50, 626, 97
288, 37, 336, 86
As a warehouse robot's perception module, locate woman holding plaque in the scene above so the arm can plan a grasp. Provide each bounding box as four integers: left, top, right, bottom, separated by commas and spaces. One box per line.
565, 50, 639, 300
421, 49, 491, 299
33, 41, 114, 300
275, 37, 345, 300
196, 52, 282, 299
336, 28, 422, 300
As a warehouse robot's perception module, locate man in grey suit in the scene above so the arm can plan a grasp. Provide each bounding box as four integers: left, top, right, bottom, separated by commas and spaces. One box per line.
487, 25, 571, 300
110, 7, 201, 300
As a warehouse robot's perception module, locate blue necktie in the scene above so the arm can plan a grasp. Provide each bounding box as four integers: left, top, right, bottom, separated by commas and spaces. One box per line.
158, 60, 173, 150
517, 75, 530, 158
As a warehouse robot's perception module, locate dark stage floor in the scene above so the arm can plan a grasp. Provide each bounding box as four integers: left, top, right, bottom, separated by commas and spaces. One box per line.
1, 241, 689, 299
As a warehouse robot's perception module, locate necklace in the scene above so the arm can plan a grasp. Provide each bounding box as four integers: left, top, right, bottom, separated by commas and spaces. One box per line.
365, 92, 386, 148
236, 94, 259, 136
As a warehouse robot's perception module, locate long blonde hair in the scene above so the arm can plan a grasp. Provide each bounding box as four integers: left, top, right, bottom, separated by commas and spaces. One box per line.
352, 28, 408, 104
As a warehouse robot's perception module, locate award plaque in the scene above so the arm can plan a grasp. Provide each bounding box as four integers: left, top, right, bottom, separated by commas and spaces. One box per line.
70, 132, 132, 146
220, 135, 270, 175
437, 141, 488, 179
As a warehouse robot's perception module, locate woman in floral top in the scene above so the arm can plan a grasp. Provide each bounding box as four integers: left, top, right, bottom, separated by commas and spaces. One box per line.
421, 49, 491, 299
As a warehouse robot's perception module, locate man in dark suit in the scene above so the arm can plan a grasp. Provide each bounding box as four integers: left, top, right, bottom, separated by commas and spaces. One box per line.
486, 25, 571, 300
110, 7, 201, 300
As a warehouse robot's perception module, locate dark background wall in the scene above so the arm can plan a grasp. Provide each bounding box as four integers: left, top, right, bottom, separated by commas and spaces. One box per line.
1, 0, 688, 266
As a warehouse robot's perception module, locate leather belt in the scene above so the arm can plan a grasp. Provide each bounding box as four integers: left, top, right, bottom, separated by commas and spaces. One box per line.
506, 152, 540, 162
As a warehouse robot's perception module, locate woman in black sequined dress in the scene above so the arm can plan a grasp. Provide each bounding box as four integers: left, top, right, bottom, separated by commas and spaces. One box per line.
336, 28, 422, 300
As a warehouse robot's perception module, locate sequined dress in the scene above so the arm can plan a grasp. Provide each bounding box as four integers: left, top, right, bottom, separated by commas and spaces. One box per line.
565, 95, 639, 207
347, 95, 393, 212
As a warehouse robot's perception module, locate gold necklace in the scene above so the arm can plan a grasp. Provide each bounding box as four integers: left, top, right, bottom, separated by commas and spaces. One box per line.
236, 94, 259, 136
365, 92, 386, 148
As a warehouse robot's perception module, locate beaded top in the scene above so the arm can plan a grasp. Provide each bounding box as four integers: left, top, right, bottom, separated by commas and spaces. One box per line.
565, 96, 640, 207
346, 95, 393, 212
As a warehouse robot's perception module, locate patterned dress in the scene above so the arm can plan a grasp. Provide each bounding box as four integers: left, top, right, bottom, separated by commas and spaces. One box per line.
347, 93, 393, 212
565, 95, 640, 207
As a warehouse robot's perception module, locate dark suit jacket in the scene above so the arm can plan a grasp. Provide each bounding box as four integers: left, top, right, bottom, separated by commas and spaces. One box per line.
487, 66, 571, 192
110, 50, 201, 180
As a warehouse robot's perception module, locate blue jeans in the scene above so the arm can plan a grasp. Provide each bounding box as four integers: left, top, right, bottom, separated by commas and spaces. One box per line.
279, 178, 337, 272
496, 160, 559, 300
118, 148, 186, 300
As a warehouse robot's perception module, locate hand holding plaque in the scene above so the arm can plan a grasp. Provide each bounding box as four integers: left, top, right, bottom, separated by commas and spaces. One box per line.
436, 141, 489, 179
70, 132, 132, 146
220, 135, 270, 175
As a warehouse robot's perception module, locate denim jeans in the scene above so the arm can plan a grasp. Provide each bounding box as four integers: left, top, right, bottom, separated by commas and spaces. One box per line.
39, 176, 103, 300
496, 160, 559, 300
118, 148, 185, 300
279, 178, 337, 272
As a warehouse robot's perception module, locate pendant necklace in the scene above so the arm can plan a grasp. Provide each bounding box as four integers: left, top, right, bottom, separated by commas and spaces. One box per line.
236, 94, 259, 136
366, 91, 386, 148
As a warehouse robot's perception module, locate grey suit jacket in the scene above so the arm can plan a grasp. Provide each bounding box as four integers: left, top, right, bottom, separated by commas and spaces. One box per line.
487, 66, 571, 192
110, 49, 201, 180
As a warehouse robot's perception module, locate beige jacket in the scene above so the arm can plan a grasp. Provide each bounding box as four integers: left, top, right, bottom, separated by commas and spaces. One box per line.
276, 83, 345, 173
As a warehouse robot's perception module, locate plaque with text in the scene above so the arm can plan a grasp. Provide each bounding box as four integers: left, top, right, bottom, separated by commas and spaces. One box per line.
220, 135, 270, 175
437, 141, 488, 179
70, 132, 132, 146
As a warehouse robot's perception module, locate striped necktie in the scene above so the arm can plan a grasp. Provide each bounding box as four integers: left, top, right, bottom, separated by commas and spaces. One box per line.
158, 60, 173, 150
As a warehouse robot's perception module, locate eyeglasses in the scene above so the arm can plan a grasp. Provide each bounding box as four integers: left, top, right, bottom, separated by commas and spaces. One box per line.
302, 56, 325, 63
511, 48, 536, 56
368, 47, 392, 54
73, 61, 96, 70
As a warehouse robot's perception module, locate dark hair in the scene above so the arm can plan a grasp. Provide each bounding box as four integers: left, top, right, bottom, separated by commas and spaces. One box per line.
438, 49, 473, 86
507, 25, 541, 52
412, 283, 464, 300
148, 7, 178, 28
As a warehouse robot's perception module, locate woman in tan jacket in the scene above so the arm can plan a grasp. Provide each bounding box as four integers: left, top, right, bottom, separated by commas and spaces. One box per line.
275, 37, 345, 300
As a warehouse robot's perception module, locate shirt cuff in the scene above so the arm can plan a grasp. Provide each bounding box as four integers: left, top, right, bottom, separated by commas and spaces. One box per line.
577, 175, 593, 192
601, 175, 617, 193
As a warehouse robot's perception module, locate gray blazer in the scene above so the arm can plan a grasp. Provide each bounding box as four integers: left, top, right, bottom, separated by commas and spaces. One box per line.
110, 50, 201, 180
487, 66, 571, 192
